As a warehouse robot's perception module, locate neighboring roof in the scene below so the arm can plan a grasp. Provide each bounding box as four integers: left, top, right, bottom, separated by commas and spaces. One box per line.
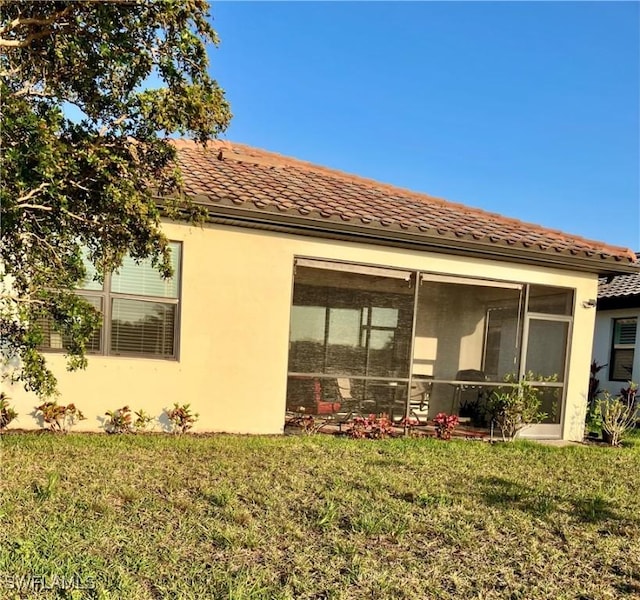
169, 139, 638, 276
599, 272, 640, 298
598, 255, 640, 309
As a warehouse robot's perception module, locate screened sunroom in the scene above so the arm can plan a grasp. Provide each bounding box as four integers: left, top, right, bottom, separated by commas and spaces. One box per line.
286, 258, 573, 437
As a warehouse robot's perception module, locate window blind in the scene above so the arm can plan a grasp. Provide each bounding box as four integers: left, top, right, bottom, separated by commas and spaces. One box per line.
611, 349, 634, 381
611, 318, 637, 381
614, 319, 637, 346
111, 242, 181, 298
110, 299, 176, 356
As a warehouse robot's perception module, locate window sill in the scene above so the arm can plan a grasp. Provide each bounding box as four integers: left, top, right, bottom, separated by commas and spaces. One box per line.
41, 349, 179, 362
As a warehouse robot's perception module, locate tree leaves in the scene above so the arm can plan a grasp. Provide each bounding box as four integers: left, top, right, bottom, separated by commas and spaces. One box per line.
0, 0, 232, 396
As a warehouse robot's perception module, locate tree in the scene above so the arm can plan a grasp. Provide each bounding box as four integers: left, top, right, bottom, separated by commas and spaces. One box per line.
0, 0, 231, 396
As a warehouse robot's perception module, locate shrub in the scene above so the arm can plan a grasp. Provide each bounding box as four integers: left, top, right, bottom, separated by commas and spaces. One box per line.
585, 360, 607, 436
488, 380, 547, 441
585, 404, 603, 437
344, 414, 393, 439
0, 393, 18, 431
598, 383, 638, 447
588, 360, 606, 405
133, 409, 153, 432
166, 403, 199, 434
368, 413, 393, 439
433, 412, 459, 440
345, 415, 369, 439
105, 406, 153, 433
105, 406, 133, 433
35, 401, 85, 433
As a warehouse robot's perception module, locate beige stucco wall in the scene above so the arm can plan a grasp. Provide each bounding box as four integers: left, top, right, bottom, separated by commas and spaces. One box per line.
4, 220, 599, 440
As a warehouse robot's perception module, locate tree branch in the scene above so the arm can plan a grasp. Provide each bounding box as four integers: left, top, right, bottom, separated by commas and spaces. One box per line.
0, 8, 71, 35
0, 293, 46, 305
13, 83, 52, 98
0, 65, 20, 78
18, 202, 94, 223
19, 232, 64, 267
0, 28, 53, 48
99, 114, 129, 136
0, 6, 72, 48
61, 208, 90, 224
16, 183, 50, 206
15, 203, 53, 212
69, 180, 91, 193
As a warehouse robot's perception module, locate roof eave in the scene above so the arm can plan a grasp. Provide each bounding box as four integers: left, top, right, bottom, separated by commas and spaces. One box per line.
183, 202, 638, 276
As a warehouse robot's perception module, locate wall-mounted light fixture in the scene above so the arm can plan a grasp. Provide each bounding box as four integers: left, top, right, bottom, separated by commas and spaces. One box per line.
582, 299, 597, 309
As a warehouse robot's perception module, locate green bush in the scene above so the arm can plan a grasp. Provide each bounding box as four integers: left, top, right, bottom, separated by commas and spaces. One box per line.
105, 406, 134, 434
597, 383, 638, 446
488, 380, 547, 441
133, 409, 152, 432
166, 403, 199, 434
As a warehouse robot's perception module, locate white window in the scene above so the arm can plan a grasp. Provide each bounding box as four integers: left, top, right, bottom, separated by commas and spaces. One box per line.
610, 318, 637, 381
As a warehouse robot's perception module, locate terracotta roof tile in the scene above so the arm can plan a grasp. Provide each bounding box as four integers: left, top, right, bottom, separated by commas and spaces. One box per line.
169, 139, 638, 270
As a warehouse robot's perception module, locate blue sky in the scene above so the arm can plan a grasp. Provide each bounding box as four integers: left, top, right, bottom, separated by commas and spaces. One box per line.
208, 1, 639, 251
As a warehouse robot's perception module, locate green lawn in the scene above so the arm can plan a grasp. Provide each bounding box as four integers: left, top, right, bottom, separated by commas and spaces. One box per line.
1, 432, 639, 600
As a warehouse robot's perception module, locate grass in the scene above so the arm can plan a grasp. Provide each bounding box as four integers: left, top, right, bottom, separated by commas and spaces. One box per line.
1, 432, 639, 599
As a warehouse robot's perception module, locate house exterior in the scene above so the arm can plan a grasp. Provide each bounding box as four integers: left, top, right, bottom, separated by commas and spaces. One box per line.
5, 140, 639, 440
592, 260, 640, 395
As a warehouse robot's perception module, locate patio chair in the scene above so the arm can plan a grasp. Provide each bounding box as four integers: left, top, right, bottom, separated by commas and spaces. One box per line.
315, 378, 350, 415
388, 378, 431, 425
409, 379, 431, 415
334, 377, 369, 427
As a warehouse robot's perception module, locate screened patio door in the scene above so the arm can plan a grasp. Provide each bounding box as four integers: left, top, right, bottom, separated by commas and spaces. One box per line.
519, 315, 572, 438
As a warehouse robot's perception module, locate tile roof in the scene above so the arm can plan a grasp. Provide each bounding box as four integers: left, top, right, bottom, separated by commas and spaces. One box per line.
599, 256, 640, 299
169, 139, 638, 274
